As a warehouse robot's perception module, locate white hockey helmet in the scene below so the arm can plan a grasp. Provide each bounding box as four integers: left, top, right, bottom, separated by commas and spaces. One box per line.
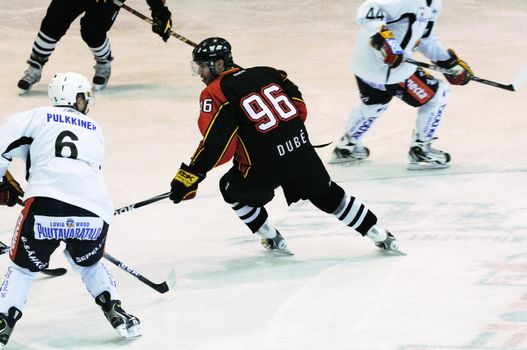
48, 72, 93, 112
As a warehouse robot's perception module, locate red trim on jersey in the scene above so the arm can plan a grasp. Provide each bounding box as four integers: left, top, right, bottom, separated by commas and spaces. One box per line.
292, 97, 307, 122
10, 197, 34, 261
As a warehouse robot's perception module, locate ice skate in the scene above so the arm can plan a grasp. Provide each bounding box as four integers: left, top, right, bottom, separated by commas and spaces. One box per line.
0, 307, 22, 348
261, 231, 293, 255
17, 55, 45, 95
95, 291, 141, 339
407, 137, 450, 170
93, 57, 113, 91
375, 231, 405, 255
328, 135, 369, 165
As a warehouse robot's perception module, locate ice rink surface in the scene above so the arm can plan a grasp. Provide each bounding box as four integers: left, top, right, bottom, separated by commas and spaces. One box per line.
1, 0, 527, 349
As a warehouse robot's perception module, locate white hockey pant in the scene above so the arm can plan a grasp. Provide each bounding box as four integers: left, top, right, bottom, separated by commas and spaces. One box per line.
0, 263, 37, 314
416, 80, 450, 142
345, 102, 389, 143
64, 250, 120, 301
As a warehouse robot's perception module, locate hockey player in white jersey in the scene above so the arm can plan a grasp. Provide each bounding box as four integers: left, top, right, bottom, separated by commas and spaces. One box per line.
330, 0, 473, 169
0, 72, 139, 348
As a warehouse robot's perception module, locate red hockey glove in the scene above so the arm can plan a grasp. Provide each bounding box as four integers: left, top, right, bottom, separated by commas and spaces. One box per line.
435, 49, 473, 85
370, 26, 404, 68
169, 163, 205, 204
0, 171, 24, 207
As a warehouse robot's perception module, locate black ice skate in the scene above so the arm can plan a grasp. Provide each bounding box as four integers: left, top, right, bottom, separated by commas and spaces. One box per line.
328, 135, 370, 165
95, 291, 141, 339
0, 307, 22, 348
261, 231, 293, 255
407, 137, 450, 170
93, 56, 113, 91
17, 54, 45, 95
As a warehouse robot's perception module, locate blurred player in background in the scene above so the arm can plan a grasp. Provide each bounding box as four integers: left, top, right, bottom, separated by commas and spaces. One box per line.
169, 37, 401, 256
17, 0, 172, 94
330, 0, 473, 170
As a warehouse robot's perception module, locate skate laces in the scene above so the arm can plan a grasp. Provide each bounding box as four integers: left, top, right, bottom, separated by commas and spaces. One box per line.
21, 61, 42, 83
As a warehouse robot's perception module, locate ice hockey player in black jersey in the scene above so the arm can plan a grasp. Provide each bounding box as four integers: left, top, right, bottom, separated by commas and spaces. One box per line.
17, 0, 172, 94
0, 72, 140, 348
169, 37, 402, 256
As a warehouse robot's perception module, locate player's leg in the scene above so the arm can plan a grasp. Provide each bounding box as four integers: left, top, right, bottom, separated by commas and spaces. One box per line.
81, 3, 122, 90
18, 0, 85, 94
393, 68, 451, 169
0, 198, 61, 347
330, 77, 391, 164
219, 168, 292, 254
63, 207, 140, 339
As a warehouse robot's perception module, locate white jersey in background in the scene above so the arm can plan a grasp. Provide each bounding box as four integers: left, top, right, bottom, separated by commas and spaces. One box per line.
0, 106, 113, 223
351, 0, 451, 84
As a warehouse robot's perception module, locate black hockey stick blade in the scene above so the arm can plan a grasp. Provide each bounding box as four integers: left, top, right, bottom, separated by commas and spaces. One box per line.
313, 141, 333, 148
103, 252, 177, 294
39, 267, 68, 277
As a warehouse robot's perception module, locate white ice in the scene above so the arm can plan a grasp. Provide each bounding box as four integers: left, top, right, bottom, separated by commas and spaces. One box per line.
1, 0, 527, 349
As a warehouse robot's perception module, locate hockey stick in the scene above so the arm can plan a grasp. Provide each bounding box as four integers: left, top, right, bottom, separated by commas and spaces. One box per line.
404, 58, 527, 92
103, 252, 176, 293
113, 191, 171, 215
113, 0, 199, 47
0, 241, 68, 277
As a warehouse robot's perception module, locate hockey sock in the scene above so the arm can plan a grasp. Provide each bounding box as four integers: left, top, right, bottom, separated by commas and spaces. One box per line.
30, 31, 56, 63
229, 202, 268, 233
333, 195, 378, 236
90, 37, 112, 63
345, 102, 388, 143
0, 263, 37, 314
416, 80, 449, 140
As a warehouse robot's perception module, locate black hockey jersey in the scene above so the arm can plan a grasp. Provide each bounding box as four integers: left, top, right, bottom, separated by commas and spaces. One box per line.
190, 66, 310, 178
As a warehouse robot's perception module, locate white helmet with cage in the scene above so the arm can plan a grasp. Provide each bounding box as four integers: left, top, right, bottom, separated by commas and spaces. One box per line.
48, 72, 93, 113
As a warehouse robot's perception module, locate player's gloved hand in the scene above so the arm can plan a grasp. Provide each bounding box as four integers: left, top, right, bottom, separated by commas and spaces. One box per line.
169, 163, 205, 204
435, 49, 473, 85
370, 25, 404, 68
0, 171, 24, 207
151, 5, 172, 42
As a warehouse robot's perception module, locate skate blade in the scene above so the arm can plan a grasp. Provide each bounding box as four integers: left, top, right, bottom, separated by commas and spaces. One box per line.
380, 248, 407, 256
267, 248, 294, 256
328, 157, 365, 165
117, 324, 141, 339
18, 88, 29, 96
407, 162, 450, 170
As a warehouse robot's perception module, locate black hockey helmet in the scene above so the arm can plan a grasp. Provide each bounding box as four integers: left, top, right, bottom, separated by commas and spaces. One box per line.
192, 37, 234, 75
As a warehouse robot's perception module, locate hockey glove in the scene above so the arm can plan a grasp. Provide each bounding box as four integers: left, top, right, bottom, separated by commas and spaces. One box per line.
370, 26, 404, 68
151, 6, 172, 42
0, 171, 24, 207
435, 49, 473, 85
169, 163, 205, 204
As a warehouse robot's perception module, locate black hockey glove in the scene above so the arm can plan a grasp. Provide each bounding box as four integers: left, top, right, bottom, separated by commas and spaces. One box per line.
435, 49, 473, 85
151, 5, 172, 42
169, 163, 205, 204
0, 171, 24, 207
370, 26, 404, 68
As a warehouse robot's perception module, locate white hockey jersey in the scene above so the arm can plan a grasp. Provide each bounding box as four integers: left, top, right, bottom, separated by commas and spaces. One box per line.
0, 106, 113, 223
351, 0, 451, 85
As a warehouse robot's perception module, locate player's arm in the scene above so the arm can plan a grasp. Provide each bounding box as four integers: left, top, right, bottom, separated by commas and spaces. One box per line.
357, 2, 403, 68
169, 90, 238, 204
416, 1, 473, 85
277, 70, 307, 122
146, 0, 172, 42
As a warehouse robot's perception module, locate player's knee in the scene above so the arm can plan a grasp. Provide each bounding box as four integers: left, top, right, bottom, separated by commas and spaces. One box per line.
309, 182, 345, 214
